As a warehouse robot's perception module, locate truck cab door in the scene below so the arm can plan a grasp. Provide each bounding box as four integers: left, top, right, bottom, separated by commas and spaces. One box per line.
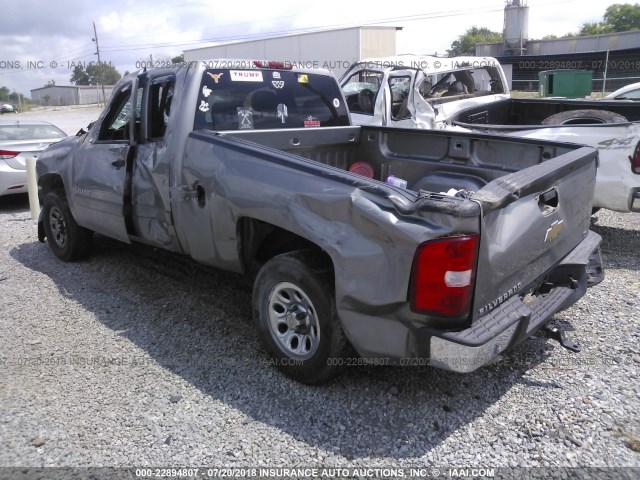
339, 68, 387, 126
387, 70, 419, 128
71, 80, 139, 243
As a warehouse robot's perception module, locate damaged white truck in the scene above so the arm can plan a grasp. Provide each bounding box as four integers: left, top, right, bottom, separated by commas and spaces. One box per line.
36, 61, 603, 384
341, 55, 640, 213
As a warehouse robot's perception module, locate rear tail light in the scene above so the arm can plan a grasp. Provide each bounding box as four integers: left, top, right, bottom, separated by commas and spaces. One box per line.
410, 234, 479, 318
253, 60, 293, 70
630, 141, 640, 174
0, 150, 19, 160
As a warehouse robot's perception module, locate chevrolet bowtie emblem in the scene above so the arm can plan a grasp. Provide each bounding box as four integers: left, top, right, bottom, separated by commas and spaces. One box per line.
545, 219, 564, 242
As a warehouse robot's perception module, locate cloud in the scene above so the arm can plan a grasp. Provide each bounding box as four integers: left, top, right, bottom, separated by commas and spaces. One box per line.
0, 0, 635, 96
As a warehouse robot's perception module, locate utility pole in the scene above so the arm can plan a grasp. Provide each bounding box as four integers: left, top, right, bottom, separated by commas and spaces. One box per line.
92, 21, 106, 105
13, 89, 22, 111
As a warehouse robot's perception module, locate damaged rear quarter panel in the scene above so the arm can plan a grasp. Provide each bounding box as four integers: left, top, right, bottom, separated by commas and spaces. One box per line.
173, 131, 481, 358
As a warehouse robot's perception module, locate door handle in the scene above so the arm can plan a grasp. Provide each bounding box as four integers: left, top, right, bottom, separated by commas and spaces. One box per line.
538, 188, 559, 213
111, 159, 125, 168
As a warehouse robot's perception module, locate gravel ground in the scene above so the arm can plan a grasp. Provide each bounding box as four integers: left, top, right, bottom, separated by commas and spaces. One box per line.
7, 105, 102, 136
0, 194, 638, 472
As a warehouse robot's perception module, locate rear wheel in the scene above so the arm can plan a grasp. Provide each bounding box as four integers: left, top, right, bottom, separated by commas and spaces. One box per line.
253, 250, 348, 384
42, 191, 92, 261
541, 109, 627, 126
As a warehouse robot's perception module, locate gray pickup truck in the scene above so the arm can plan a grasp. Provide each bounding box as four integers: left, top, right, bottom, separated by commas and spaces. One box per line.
35, 61, 603, 384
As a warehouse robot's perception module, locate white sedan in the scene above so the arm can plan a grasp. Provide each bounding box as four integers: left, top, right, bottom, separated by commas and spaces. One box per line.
605, 82, 640, 101
0, 120, 67, 196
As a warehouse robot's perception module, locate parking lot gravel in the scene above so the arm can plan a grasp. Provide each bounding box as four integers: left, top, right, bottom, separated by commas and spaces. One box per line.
0, 194, 638, 473
7, 105, 102, 136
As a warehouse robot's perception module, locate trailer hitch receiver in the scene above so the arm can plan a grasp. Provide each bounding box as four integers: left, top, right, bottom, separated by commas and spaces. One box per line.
541, 325, 581, 353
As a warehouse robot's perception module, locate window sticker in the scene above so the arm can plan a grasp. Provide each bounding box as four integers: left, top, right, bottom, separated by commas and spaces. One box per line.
303, 116, 321, 128
230, 70, 264, 82
272, 80, 285, 89
297, 74, 309, 84
333, 98, 340, 108
198, 100, 210, 113
237, 107, 254, 129
277, 103, 288, 124
202, 85, 212, 98
272, 72, 281, 79
206, 72, 224, 83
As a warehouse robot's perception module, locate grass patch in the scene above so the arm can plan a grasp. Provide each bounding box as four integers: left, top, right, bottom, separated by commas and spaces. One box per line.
613, 429, 640, 452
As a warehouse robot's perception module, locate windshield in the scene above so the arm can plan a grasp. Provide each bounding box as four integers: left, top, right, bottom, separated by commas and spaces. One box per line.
194, 69, 350, 131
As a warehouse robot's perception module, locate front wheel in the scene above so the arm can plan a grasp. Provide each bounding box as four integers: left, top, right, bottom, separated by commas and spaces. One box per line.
253, 251, 348, 384
42, 191, 92, 261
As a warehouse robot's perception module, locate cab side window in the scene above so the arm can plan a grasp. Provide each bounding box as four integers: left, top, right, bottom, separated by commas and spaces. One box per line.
389, 76, 411, 120
97, 84, 132, 142
148, 77, 175, 140
341, 70, 383, 115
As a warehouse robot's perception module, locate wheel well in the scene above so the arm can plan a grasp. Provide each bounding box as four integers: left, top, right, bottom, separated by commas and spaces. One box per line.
237, 217, 334, 273
38, 174, 65, 204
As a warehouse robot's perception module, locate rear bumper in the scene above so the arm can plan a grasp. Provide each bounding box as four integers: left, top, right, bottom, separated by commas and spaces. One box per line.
421, 231, 603, 373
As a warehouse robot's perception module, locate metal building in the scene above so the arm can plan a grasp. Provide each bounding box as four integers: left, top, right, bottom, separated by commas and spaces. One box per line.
183, 26, 399, 78
30, 85, 114, 106
478, 30, 640, 57
477, 30, 640, 93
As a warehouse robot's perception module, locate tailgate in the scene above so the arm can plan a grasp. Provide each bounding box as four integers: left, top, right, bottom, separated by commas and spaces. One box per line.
470, 146, 598, 322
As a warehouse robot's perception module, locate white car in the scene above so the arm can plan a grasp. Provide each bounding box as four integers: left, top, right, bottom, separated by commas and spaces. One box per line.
605, 82, 640, 101
0, 120, 67, 196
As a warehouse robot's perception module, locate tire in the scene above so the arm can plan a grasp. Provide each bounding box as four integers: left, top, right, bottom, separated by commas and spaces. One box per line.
42, 191, 92, 261
252, 250, 348, 384
541, 109, 627, 126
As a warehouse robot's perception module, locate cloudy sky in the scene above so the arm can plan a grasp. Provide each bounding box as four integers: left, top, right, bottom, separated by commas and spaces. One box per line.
0, 0, 633, 96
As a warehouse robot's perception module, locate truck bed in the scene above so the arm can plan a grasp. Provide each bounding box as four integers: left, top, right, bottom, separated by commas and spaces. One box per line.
205, 125, 597, 325
452, 98, 640, 128
225, 125, 582, 194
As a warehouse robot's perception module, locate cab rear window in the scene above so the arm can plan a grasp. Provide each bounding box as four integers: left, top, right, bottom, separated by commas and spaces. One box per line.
193, 69, 350, 131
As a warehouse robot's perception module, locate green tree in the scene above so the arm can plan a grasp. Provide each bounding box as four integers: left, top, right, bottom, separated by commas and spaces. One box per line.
578, 21, 608, 35
8, 91, 25, 104
0, 86, 10, 101
447, 26, 503, 57
86, 63, 121, 85
70, 63, 121, 86
576, 3, 640, 36
171, 54, 184, 64
603, 3, 640, 31
70, 65, 90, 85
45, 80, 56, 87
